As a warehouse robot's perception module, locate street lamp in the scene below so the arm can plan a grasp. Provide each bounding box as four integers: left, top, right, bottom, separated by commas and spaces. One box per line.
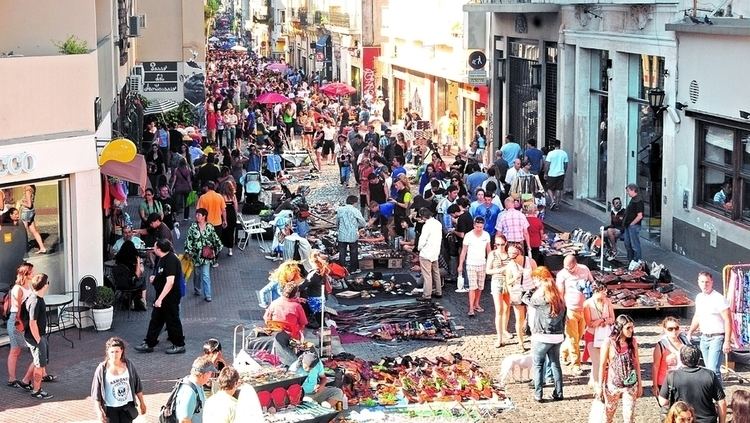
648, 88, 666, 117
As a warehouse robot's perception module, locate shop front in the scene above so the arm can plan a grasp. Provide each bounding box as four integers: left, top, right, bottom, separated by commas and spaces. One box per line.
0, 135, 103, 345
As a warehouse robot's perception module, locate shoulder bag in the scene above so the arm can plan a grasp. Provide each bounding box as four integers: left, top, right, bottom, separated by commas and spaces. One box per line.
199, 227, 216, 260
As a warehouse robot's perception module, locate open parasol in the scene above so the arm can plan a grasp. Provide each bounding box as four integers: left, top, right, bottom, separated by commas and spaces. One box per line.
320, 82, 356, 97
230, 45, 247, 52
266, 62, 288, 73
255, 92, 290, 105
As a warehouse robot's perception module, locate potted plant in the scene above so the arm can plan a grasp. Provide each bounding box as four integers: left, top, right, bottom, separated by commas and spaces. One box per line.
92, 286, 115, 331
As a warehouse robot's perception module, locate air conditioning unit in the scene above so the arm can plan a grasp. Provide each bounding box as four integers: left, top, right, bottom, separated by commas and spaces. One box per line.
128, 15, 147, 37
128, 74, 142, 93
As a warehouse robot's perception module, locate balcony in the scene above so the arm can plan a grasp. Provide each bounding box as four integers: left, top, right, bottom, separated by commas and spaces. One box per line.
0, 52, 98, 141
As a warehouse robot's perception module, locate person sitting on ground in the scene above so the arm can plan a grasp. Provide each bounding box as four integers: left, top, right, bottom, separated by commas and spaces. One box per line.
263, 282, 308, 340
289, 352, 345, 409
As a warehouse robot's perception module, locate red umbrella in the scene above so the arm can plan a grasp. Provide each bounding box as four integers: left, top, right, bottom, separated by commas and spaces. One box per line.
320, 82, 356, 97
256, 92, 290, 104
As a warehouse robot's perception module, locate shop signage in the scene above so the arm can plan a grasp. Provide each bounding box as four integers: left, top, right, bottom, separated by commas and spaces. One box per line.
0, 152, 36, 177
142, 61, 179, 92
362, 47, 381, 99
468, 51, 487, 70
467, 69, 487, 85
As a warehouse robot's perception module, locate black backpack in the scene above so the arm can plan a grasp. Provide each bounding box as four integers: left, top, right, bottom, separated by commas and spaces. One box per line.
159, 380, 202, 423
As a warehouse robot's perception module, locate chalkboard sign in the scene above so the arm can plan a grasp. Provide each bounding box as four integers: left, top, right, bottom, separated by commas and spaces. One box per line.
142, 61, 179, 92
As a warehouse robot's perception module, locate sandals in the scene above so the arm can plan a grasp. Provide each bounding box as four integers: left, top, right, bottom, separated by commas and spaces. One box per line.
42, 375, 57, 383
475, 306, 485, 313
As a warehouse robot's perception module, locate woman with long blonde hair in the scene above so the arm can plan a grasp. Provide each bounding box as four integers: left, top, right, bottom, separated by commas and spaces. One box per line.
7, 263, 34, 387
269, 260, 304, 288
524, 266, 565, 402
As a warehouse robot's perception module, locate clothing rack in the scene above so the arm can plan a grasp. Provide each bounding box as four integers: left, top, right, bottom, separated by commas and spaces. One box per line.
722, 264, 750, 384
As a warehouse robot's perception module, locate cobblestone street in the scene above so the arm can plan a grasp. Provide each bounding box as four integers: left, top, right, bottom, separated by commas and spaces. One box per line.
2, 162, 748, 423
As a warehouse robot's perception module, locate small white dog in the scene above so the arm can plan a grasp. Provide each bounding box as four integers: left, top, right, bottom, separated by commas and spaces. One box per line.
498, 353, 533, 385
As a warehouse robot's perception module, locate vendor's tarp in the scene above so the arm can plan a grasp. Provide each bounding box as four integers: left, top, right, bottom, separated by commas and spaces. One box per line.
101, 154, 148, 188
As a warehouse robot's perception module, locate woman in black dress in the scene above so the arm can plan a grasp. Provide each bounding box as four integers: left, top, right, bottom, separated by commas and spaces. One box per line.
145, 144, 167, 190
219, 180, 239, 257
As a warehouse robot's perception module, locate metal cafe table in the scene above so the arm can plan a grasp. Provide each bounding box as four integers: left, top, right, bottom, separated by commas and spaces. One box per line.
44, 294, 74, 348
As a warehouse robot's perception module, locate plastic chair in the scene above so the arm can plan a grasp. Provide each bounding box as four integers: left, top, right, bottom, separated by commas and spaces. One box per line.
62, 276, 97, 338
237, 214, 269, 252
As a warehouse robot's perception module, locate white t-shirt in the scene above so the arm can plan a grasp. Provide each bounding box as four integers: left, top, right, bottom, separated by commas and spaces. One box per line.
104, 368, 133, 407
463, 230, 490, 266
545, 149, 569, 177
322, 126, 338, 141
695, 290, 729, 335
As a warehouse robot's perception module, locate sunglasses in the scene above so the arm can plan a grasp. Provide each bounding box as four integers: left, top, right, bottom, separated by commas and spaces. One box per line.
666, 326, 680, 332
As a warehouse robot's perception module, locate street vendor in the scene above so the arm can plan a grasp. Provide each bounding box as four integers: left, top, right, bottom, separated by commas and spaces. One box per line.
366, 200, 395, 242
289, 352, 345, 410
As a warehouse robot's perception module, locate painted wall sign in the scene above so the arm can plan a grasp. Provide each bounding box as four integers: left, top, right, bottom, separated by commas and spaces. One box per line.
143, 61, 179, 93
0, 152, 36, 177
142, 83, 179, 92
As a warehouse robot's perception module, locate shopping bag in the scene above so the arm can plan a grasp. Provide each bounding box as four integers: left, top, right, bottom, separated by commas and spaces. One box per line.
179, 254, 194, 280
186, 190, 198, 207
456, 275, 466, 291
588, 395, 606, 423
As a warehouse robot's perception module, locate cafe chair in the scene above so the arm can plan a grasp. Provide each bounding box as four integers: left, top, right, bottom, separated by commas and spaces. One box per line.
62, 275, 98, 339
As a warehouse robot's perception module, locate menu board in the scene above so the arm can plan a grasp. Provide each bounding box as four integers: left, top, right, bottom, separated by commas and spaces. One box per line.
142, 61, 178, 92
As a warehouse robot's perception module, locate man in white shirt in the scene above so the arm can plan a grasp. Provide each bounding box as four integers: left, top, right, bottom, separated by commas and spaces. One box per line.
417, 208, 443, 301
504, 158, 522, 186
544, 139, 569, 210
555, 255, 594, 375
457, 216, 491, 318
686, 272, 732, 384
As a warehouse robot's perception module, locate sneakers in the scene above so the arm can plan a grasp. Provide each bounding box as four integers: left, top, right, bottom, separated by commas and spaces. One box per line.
211, 263, 219, 268
205, 297, 212, 302
134, 342, 154, 353
455, 287, 468, 293
31, 390, 54, 399
165, 345, 186, 355
228, 248, 233, 257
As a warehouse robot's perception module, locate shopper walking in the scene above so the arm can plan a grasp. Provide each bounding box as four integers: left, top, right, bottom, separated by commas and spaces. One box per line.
504, 242, 537, 350
184, 208, 222, 302
686, 271, 731, 385
457, 216, 491, 318
135, 239, 186, 354
544, 139, 568, 211
485, 235, 512, 347
91, 337, 146, 423
583, 282, 615, 387
335, 195, 366, 273
524, 266, 566, 403
6, 262, 33, 388
219, 181, 238, 257
203, 367, 240, 423
598, 314, 643, 423
19, 273, 53, 399
652, 316, 688, 400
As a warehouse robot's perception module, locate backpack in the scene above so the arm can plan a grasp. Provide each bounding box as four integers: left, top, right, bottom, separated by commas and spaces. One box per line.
159, 380, 202, 423
1, 290, 11, 321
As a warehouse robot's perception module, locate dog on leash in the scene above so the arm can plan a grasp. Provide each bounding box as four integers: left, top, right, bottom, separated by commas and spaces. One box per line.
498, 353, 533, 385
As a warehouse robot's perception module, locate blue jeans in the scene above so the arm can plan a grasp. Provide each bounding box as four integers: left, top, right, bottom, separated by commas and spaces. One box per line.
532, 340, 563, 399
623, 224, 642, 262
700, 334, 724, 384
340, 165, 351, 185
193, 263, 212, 299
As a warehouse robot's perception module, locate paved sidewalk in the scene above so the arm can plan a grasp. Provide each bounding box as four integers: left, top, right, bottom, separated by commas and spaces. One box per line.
1, 163, 746, 423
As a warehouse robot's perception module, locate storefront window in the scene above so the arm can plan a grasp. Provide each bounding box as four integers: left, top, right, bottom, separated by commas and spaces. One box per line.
697, 122, 750, 224
0, 179, 68, 339
588, 49, 609, 203
508, 39, 540, 146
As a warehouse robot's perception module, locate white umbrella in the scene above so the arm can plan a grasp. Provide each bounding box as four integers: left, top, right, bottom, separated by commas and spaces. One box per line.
208, 36, 220, 42
143, 99, 180, 116
230, 45, 247, 52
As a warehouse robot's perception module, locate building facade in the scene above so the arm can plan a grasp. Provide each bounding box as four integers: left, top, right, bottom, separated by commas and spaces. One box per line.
467, 0, 749, 271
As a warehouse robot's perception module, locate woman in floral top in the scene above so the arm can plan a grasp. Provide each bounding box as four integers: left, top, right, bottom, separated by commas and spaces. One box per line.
184, 208, 222, 302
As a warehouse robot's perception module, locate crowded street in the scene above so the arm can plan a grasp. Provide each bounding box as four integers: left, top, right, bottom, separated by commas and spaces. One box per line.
2, 1, 750, 423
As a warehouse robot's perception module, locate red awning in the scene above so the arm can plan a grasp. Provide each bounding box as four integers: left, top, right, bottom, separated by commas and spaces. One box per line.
100, 154, 148, 188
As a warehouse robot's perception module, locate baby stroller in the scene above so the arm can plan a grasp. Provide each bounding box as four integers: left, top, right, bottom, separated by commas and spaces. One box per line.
241, 171, 265, 215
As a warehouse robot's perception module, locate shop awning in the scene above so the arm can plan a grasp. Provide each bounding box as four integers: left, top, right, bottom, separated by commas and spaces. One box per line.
316, 34, 330, 48
101, 154, 148, 188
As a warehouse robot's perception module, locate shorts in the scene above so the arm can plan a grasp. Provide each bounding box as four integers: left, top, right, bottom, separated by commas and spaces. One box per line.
7, 312, 26, 348
547, 175, 565, 191
322, 140, 335, 155
20, 208, 35, 223
490, 278, 505, 296
466, 265, 486, 290
440, 134, 452, 146
27, 338, 49, 367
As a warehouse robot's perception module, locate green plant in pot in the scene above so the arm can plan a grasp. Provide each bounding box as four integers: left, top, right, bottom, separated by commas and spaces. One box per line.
93, 286, 114, 309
